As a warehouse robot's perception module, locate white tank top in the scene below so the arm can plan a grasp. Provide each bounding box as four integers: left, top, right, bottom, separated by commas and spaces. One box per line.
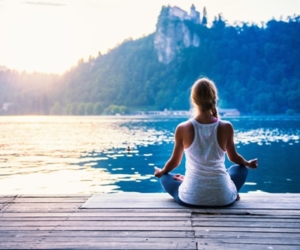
178, 118, 237, 206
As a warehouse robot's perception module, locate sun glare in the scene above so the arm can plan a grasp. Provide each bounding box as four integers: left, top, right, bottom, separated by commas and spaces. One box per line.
0, 0, 161, 74
0, 0, 299, 74
0, 2, 96, 74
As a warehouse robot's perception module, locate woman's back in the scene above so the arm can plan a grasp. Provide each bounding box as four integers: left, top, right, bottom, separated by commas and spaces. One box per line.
185, 118, 225, 169
154, 77, 257, 207
178, 118, 238, 206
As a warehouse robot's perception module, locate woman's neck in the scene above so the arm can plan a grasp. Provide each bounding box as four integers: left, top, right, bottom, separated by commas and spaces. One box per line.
194, 111, 217, 124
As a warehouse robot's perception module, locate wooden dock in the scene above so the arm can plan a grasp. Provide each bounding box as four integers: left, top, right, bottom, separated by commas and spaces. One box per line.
0, 193, 299, 249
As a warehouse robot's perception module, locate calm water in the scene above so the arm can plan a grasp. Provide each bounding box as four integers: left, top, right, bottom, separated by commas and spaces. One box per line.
0, 115, 299, 194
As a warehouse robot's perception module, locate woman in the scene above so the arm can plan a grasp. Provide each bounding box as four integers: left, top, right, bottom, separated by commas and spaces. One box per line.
154, 77, 258, 206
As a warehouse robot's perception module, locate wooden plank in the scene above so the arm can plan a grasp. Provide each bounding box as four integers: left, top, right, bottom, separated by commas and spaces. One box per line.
220, 202, 300, 209
0, 230, 195, 238
196, 237, 300, 245
10, 197, 88, 203
81, 193, 300, 209
0, 235, 298, 249
194, 227, 300, 233
0, 220, 191, 227
2, 215, 298, 223
0, 196, 17, 212
238, 193, 300, 198
196, 242, 298, 250
0, 213, 73, 218
18, 194, 91, 198
0, 211, 192, 218
192, 216, 300, 222
0, 197, 16, 204
0, 216, 191, 221
0, 241, 196, 250
190, 209, 300, 216
2, 203, 81, 213
0, 237, 298, 247
0, 237, 196, 243
192, 220, 300, 228
195, 231, 300, 239
4, 203, 82, 208
0, 226, 193, 231
5, 203, 300, 214
0, 214, 192, 220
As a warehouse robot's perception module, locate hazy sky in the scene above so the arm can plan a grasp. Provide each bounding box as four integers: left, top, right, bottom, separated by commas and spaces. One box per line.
0, 0, 299, 74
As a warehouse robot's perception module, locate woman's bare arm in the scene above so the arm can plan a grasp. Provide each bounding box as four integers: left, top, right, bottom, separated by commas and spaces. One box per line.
225, 122, 258, 169
154, 125, 184, 178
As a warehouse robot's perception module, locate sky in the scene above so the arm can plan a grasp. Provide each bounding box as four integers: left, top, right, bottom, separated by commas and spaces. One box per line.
0, 0, 299, 74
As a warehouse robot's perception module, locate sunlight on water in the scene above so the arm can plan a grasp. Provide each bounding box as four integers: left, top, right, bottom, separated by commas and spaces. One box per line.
0, 116, 173, 194
235, 128, 299, 145
0, 115, 299, 194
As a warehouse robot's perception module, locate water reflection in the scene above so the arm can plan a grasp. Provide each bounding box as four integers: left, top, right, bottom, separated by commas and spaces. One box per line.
0, 116, 299, 194
235, 128, 299, 145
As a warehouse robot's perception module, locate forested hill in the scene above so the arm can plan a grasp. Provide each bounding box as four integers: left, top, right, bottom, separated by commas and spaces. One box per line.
1, 5, 300, 115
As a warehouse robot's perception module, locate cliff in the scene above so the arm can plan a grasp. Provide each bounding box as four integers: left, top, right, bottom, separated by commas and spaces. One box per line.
154, 5, 202, 64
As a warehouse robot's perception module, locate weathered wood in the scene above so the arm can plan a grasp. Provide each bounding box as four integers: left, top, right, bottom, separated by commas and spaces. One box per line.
0, 242, 196, 250
0, 230, 195, 238
0, 226, 193, 231
9, 197, 89, 203
197, 237, 300, 245
194, 226, 300, 233
82, 193, 300, 210
18, 194, 91, 198
195, 231, 300, 238
0, 193, 299, 250
0, 215, 191, 221
0, 197, 16, 204
196, 242, 298, 250
0, 220, 192, 227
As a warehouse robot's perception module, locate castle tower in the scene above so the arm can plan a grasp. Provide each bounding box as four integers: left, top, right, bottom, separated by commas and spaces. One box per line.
202, 7, 207, 25
190, 4, 200, 24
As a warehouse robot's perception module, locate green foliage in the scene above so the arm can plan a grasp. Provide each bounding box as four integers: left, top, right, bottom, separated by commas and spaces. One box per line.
94, 102, 104, 115
103, 105, 129, 115
0, 13, 300, 115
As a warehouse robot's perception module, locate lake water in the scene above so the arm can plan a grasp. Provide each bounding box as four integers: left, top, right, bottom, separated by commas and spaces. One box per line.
0, 115, 299, 194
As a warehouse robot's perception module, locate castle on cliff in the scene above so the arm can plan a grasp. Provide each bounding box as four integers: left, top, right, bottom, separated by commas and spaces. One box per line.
168, 4, 201, 24
154, 4, 204, 64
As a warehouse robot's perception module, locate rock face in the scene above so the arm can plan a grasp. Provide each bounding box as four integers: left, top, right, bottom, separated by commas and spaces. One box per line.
154, 5, 201, 64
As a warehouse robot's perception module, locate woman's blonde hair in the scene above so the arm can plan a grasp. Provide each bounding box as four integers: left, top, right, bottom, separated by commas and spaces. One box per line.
190, 77, 219, 118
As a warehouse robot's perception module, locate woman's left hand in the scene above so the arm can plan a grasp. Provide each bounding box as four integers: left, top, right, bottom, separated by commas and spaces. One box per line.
173, 174, 184, 182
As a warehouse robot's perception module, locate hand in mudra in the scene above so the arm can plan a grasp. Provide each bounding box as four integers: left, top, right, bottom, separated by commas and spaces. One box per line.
173, 174, 184, 182
248, 159, 258, 170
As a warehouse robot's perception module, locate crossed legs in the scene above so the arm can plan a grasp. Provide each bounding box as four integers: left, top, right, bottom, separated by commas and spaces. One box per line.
159, 164, 248, 205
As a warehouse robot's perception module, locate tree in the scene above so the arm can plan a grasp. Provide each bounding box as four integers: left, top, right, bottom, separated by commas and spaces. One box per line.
202, 7, 207, 26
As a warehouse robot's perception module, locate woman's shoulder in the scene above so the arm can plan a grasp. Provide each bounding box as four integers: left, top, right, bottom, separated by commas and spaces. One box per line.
218, 119, 232, 126
177, 120, 195, 148
177, 119, 193, 129
218, 119, 234, 132
176, 120, 194, 137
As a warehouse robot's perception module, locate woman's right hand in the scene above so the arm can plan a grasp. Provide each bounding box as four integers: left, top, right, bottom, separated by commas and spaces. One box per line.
247, 159, 258, 169
154, 167, 164, 178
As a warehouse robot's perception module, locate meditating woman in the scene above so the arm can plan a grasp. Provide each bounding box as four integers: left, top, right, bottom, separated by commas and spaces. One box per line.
154, 77, 258, 206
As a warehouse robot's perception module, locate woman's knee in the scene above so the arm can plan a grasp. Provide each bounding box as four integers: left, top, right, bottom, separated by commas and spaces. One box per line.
228, 164, 248, 177
160, 173, 173, 186
228, 164, 248, 191
159, 173, 181, 197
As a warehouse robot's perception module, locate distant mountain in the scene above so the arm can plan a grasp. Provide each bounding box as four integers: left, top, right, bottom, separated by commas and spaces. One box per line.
1, 5, 300, 115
